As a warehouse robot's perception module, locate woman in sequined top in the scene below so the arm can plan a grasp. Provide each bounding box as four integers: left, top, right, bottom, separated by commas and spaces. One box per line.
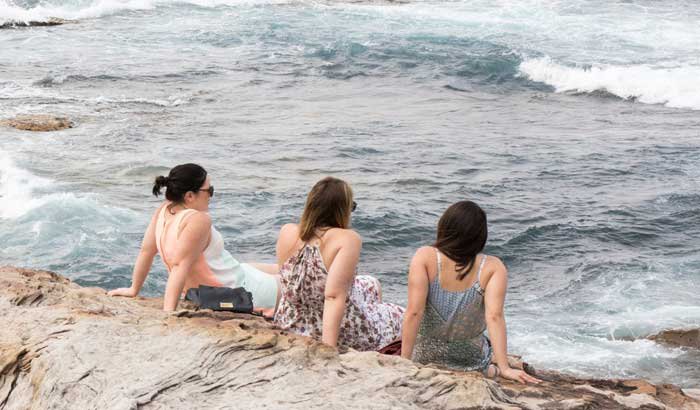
401, 201, 540, 384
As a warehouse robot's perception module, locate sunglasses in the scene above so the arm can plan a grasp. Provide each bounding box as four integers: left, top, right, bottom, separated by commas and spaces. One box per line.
198, 186, 215, 197
352, 200, 357, 212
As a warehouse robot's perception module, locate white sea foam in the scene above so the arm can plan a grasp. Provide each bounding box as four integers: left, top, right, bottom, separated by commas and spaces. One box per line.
0, 0, 292, 24
0, 151, 103, 220
510, 330, 685, 381
1, 79, 193, 108
0, 0, 156, 23
519, 57, 700, 110
0, 150, 53, 219
0, 150, 138, 229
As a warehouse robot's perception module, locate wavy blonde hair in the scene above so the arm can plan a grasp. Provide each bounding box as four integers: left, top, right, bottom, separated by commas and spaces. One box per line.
299, 177, 354, 242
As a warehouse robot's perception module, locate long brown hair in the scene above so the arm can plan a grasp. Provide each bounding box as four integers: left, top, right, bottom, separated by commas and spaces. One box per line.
434, 201, 488, 280
299, 177, 354, 242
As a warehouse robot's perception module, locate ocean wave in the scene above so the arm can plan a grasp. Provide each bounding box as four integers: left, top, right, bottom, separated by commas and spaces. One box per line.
33, 70, 219, 87
0, 150, 125, 221
1, 80, 195, 107
519, 57, 700, 110
0, 0, 157, 23
93, 95, 193, 107
0, 0, 293, 25
33, 74, 124, 87
0, 150, 53, 219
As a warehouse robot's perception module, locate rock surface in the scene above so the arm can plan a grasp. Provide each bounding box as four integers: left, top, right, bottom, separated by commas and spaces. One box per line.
0, 266, 698, 410
649, 328, 700, 349
0, 18, 69, 29
1, 115, 73, 131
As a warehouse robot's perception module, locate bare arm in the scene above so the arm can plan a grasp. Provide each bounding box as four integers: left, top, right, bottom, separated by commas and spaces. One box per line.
275, 223, 300, 266
484, 260, 540, 384
401, 248, 430, 359
484, 263, 509, 372
322, 232, 361, 347
162, 212, 212, 311
108, 205, 162, 297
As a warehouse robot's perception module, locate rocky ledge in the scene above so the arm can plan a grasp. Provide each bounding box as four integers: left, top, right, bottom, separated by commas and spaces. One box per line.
1, 266, 698, 410
1, 115, 73, 132
649, 328, 700, 349
0, 18, 70, 29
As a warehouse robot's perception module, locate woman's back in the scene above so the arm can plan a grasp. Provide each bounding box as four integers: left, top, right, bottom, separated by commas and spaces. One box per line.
155, 203, 279, 309
402, 201, 541, 384
412, 248, 493, 371
155, 205, 222, 291
274, 224, 404, 351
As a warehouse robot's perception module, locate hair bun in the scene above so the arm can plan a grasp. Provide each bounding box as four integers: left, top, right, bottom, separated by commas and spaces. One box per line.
152, 175, 169, 197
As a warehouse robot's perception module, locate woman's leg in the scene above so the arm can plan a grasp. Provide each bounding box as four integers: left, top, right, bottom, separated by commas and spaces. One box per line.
244, 263, 281, 317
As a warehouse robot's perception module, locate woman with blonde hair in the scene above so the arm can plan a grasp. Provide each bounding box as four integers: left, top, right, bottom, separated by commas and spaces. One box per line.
273, 176, 404, 350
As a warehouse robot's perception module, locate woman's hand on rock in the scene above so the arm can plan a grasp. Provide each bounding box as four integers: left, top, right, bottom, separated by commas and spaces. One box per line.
108, 287, 138, 298
500, 367, 542, 384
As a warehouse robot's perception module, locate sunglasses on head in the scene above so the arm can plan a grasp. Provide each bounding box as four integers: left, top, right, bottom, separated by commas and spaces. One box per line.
352, 200, 357, 212
198, 186, 214, 197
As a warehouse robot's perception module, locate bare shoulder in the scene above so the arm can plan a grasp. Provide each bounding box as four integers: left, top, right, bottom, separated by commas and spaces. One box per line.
482, 255, 507, 287
413, 246, 435, 263
150, 202, 168, 220
327, 227, 361, 247
183, 210, 212, 227
279, 223, 300, 236
485, 255, 507, 274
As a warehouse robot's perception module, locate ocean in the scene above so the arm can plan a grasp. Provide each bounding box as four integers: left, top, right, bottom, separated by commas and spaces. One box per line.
1, 0, 698, 388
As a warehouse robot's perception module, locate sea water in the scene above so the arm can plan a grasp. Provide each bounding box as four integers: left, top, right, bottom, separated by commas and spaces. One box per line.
1, 0, 699, 387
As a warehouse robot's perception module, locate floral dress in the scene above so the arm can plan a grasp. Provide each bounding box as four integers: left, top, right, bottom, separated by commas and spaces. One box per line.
273, 244, 405, 351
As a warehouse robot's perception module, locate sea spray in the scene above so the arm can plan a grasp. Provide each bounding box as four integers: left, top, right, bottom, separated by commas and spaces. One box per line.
519, 57, 700, 110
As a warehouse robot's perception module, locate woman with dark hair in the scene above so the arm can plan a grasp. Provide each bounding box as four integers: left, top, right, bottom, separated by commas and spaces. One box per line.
108, 163, 279, 314
401, 201, 540, 384
273, 176, 404, 350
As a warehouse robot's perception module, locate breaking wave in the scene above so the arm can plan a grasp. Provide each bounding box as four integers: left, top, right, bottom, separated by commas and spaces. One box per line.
519, 57, 700, 110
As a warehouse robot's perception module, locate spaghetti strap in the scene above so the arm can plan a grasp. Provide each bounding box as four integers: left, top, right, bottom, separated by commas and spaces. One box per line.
435, 248, 442, 276
476, 255, 487, 284
435, 248, 443, 285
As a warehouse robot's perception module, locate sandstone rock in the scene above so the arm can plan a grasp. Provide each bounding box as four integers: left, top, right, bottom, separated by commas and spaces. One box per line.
685, 389, 700, 401
649, 328, 700, 349
1, 115, 73, 132
0, 18, 69, 29
0, 266, 698, 410
621, 379, 657, 395
557, 398, 591, 409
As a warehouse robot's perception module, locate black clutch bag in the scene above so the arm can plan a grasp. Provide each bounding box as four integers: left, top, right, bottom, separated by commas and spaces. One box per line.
185, 285, 254, 313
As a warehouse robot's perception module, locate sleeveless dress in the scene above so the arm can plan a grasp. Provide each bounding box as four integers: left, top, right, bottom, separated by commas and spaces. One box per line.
155, 205, 278, 309
412, 249, 493, 372
273, 243, 405, 351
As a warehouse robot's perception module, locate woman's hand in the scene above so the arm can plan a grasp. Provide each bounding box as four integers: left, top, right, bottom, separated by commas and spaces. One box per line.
499, 367, 542, 384
108, 287, 138, 298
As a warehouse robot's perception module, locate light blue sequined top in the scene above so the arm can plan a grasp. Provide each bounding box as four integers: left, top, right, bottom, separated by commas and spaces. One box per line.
412, 249, 493, 372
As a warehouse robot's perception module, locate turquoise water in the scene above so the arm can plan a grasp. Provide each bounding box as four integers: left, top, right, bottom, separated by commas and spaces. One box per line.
1, 0, 699, 387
